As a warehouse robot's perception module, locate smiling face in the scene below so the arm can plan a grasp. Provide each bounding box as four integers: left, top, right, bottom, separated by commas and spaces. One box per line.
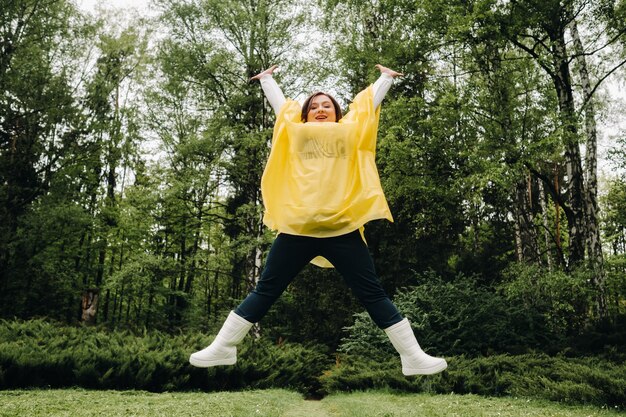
307, 94, 337, 123
301, 92, 342, 123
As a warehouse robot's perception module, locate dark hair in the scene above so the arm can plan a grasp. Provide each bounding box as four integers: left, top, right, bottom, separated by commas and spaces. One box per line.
301, 92, 343, 123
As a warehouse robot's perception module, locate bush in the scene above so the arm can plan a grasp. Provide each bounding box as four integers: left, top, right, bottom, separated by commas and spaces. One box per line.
0, 319, 330, 395
339, 270, 555, 358
501, 263, 594, 335
605, 254, 626, 318
2, 319, 624, 409
320, 353, 626, 409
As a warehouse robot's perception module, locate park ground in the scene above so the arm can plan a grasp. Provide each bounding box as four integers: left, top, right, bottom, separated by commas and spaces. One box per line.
0, 389, 622, 417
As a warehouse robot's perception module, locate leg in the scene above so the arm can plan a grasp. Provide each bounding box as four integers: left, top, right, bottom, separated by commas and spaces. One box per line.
320, 230, 402, 328
322, 231, 447, 375
190, 233, 317, 368
235, 233, 318, 322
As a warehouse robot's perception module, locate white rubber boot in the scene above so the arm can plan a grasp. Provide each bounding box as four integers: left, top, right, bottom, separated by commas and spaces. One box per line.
189, 311, 254, 368
384, 318, 447, 375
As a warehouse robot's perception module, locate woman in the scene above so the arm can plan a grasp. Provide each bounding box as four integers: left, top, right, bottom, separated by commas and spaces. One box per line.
189, 65, 447, 376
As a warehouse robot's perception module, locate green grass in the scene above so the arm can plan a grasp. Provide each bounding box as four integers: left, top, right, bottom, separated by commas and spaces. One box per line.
0, 389, 622, 417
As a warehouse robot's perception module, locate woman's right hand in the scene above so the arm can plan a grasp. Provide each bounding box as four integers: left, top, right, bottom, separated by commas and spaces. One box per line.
250, 65, 278, 81
375, 64, 404, 78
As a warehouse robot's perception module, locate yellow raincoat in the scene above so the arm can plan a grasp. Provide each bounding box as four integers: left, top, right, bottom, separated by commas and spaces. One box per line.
261, 85, 393, 267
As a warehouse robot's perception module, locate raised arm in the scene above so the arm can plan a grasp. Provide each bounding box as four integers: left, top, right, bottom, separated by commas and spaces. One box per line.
372, 64, 403, 110
250, 65, 286, 115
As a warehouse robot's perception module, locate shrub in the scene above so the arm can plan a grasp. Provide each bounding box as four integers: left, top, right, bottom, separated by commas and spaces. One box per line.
2, 319, 624, 409
320, 353, 626, 409
501, 263, 594, 336
605, 254, 626, 318
0, 319, 330, 395
339, 270, 554, 358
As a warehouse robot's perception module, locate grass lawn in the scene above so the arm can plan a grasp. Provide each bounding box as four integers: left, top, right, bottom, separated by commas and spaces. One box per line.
0, 389, 621, 417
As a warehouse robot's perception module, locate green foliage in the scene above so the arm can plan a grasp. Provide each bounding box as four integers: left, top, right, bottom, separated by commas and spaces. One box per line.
340, 271, 552, 357
263, 264, 361, 349
340, 267, 626, 361
605, 255, 626, 317
0, 0, 91, 320
1, 319, 624, 409
0, 319, 329, 395
0, 320, 626, 407
602, 177, 626, 257
3, 197, 92, 320
501, 263, 594, 335
320, 353, 626, 409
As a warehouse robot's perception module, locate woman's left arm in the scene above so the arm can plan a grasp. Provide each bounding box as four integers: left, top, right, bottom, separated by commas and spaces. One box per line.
250, 65, 286, 114
372, 64, 403, 110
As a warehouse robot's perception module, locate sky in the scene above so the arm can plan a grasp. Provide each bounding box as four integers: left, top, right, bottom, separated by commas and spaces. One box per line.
76, 0, 154, 15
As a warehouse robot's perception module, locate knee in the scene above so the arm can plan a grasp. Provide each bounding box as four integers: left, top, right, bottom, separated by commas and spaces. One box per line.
252, 276, 285, 298
350, 282, 389, 302
355, 290, 390, 307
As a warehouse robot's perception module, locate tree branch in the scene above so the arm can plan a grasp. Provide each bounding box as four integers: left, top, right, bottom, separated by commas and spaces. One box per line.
524, 162, 573, 220
509, 37, 556, 80
567, 27, 626, 64
578, 56, 626, 116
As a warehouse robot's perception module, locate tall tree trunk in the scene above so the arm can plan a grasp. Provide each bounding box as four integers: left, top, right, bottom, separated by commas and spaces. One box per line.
184, 184, 208, 296
550, 29, 587, 268
538, 181, 553, 271
89, 156, 116, 323
553, 165, 563, 266
513, 177, 541, 263
514, 213, 523, 262
174, 218, 188, 325
103, 289, 110, 322
569, 18, 607, 318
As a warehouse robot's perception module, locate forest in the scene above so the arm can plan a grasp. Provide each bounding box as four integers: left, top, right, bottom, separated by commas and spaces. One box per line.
1, 0, 626, 393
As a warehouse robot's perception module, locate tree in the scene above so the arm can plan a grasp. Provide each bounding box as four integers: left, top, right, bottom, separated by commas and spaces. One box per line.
495, 0, 626, 317
0, 0, 89, 318
80, 20, 149, 324
152, 0, 309, 327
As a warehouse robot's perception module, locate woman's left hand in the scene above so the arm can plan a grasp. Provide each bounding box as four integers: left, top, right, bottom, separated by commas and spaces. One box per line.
250, 65, 279, 81
375, 64, 404, 78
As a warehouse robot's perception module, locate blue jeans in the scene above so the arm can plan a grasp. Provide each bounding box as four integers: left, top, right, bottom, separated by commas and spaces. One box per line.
235, 230, 403, 329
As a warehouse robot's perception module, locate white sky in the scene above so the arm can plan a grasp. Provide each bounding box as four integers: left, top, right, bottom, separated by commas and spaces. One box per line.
76, 0, 155, 15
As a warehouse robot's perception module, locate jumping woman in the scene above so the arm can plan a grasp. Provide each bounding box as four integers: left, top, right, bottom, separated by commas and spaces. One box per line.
189, 64, 447, 376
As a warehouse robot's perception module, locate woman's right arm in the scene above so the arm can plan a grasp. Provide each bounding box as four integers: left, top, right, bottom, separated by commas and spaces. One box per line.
372, 64, 404, 110
251, 65, 286, 115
